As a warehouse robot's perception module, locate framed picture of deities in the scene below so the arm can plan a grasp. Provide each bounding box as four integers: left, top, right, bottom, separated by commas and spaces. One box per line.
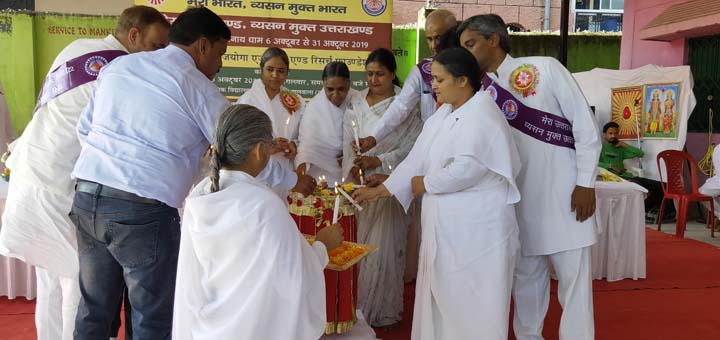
642, 83, 680, 139
610, 86, 644, 140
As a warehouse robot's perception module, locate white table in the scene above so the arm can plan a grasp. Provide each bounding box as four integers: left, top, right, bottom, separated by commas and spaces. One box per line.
592, 180, 647, 282
0, 180, 37, 299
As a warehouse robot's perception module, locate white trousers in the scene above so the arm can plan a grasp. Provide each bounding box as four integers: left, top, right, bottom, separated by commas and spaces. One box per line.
512, 246, 594, 340
35, 267, 80, 340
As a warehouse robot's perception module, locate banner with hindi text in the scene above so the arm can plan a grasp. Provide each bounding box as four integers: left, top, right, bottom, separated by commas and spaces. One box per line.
137, 0, 393, 100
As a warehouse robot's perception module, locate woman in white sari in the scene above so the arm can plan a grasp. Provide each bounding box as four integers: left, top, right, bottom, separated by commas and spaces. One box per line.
236, 47, 307, 198
296, 62, 359, 184
173, 104, 343, 340
353, 48, 521, 339
342, 48, 422, 328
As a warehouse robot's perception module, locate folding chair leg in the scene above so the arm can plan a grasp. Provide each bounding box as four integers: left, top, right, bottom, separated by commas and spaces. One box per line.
657, 198, 666, 231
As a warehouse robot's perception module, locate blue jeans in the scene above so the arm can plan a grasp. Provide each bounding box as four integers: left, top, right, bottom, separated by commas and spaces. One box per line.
69, 187, 180, 340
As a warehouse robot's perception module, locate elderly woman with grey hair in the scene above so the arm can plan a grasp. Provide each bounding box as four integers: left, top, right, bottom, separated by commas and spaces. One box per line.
172, 104, 343, 340
236, 47, 316, 199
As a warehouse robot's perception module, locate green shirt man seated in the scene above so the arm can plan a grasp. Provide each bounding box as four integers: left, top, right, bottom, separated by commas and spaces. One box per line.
599, 121, 644, 178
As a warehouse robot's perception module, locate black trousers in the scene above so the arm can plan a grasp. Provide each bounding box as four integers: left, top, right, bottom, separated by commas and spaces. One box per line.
628, 176, 675, 215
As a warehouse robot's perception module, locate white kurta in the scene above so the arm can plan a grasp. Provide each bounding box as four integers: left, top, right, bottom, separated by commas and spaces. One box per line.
296, 88, 359, 184
0, 35, 127, 340
341, 87, 421, 327
0, 34, 127, 278
487, 55, 602, 256
489, 55, 600, 340
173, 170, 328, 340
237, 79, 306, 198
384, 91, 521, 339
700, 145, 720, 218
371, 66, 437, 143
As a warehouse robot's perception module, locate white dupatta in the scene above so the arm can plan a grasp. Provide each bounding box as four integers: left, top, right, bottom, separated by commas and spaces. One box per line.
296, 88, 359, 183
173, 170, 328, 340
236, 78, 305, 141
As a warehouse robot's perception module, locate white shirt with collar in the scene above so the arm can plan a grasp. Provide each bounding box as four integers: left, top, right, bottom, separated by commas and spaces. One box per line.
72, 44, 230, 208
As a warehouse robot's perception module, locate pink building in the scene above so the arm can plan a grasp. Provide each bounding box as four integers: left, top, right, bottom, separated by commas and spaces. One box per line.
621, 0, 720, 180
620, 0, 720, 69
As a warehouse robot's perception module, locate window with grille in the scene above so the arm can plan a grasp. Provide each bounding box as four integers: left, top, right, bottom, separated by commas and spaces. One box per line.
688, 35, 720, 133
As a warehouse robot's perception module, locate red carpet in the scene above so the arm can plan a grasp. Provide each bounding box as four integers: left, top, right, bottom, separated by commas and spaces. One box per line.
3, 228, 720, 339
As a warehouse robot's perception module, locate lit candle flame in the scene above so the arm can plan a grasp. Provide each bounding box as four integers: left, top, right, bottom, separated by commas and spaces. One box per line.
351, 120, 356, 127
285, 117, 291, 125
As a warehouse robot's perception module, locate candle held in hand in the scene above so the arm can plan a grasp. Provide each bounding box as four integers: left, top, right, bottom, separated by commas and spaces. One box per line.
284, 117, 291, 152
332, 184, 340, 224
351, 120, 361, 155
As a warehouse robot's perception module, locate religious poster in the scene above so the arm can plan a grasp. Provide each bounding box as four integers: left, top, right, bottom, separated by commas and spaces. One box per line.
643, 83, 680, 139
610, 86, 644, 140
136, 0, 393, 100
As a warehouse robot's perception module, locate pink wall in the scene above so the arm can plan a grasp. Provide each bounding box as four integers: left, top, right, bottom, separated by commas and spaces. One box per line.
620, 0, 688, 69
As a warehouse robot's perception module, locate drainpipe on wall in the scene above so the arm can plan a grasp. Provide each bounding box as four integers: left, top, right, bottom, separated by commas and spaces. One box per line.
544, 0, 551, 31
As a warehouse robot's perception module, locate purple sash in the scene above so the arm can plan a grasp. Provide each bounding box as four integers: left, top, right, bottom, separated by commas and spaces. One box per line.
417, 57, 436, 101
482, 75, 575, 150
34, 50, 127, 113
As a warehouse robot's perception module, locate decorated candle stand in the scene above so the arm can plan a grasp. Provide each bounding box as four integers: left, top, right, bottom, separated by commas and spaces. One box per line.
287, 182, 371, 335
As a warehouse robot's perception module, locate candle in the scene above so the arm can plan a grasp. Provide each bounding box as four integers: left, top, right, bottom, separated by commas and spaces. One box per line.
337, 186, 364, 211
285, 116, 291, 138
388, 164, 393, 173
351, 120, 361, 155
341, 177, 345, 184
284, 117, 291, 153
332, 184, 340, 223
359, 168, 365, 185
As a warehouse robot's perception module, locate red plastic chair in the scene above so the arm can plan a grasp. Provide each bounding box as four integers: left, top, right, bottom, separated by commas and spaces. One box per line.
656, 150, 716, 238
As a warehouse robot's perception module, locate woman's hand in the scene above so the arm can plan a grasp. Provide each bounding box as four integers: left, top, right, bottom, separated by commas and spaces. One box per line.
353, 156, 381, 171
355, 136, 377, 154
285, 141, 297, 160
365, 173, 389, 187
350, 166, 361, 184
315, 223, 344, 250
352, 185, 391, 204
271, 137, 289, 155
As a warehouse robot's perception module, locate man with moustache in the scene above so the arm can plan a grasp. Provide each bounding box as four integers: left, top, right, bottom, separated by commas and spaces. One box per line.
458, 14, 601, 340
0, 6, 169, 340
69, 7, 231, 339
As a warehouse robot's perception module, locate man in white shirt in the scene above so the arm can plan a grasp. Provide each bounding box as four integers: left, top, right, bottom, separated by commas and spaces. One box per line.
356, 9, 458, 153
0, 6, 169, 340
459, 14, 601, 340
69, 7, 230, 339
